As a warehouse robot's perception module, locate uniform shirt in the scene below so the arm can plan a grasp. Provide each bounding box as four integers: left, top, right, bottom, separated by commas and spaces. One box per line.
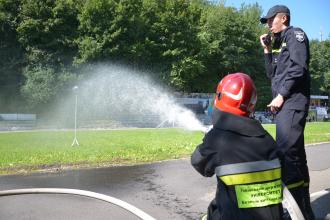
264, 26, 310, 111
191, 110, 282, 220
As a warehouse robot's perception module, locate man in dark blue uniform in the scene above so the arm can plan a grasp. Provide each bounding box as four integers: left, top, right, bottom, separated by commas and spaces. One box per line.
259, 5, 315, 220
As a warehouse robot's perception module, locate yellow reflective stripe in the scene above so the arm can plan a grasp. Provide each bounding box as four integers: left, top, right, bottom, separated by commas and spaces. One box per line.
219, 168, 281, 185
303, 182, 309, 187
272, 48, 281, 53
286, 180, 304, 189
272, 42, 286, 53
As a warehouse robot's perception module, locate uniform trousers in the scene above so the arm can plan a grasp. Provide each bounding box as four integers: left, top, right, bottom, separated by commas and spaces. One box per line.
275, 109, 315, 220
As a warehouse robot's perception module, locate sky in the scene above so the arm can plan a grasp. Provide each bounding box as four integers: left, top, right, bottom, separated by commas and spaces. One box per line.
219, 0, 330, 40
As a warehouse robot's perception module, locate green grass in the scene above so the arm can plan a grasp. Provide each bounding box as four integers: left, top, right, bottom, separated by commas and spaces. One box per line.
0, 122, 329, 174
0, 128, 203, 174
263, 122, 330, 143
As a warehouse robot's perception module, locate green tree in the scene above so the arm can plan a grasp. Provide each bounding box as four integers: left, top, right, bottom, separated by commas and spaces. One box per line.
16, 0, 81, 110
0, 0, 298, 111
156, 0, 204, 90
77, 0, 204, 89
17, 0, 81, 67
239, 3, 272, 110
21, 66, 57, 106
198, 5, 265, 82
21, 65, 77, 109
310, 40, 330, 99
195, 3, 271, 109
0, 0, 26, 112
0, 0, 24, 83
170, 56, 205, 91
76, 0, 146, 64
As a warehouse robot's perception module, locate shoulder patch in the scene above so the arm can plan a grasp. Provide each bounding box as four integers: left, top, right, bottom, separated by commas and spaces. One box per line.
294, 31, 305, 42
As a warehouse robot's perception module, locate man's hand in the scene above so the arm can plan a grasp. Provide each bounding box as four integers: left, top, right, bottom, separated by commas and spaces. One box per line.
267, 94, 284, 113
260, 34, 271, 53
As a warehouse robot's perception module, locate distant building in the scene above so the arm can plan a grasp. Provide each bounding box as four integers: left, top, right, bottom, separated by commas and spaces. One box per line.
308, 95, 329, 121
310, 95, 328, 108
175, 93, 214, 125
175, 93, 214, 114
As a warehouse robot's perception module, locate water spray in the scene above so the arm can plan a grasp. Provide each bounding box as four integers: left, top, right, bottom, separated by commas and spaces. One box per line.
54, 64, 208, 132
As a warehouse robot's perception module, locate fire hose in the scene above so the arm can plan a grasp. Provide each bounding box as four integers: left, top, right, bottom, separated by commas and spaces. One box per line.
0, 186, 303, 220
0, 188, 156, 220
282, 184, 305, 220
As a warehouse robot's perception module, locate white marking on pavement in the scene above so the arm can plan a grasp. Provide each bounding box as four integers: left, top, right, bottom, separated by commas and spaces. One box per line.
306, 142, 330, 147
310, 189, 330, 201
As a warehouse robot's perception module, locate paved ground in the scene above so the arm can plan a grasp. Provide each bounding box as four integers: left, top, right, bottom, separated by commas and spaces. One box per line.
0, 143, 329, 220
306, 143, 330, 219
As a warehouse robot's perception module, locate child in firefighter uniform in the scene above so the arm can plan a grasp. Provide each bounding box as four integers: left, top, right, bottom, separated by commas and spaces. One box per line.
191, 73, 283, 220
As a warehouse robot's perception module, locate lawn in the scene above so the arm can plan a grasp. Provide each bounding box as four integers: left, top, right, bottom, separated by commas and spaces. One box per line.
0, 128, 203, 174
263, 122, 330, 143
0, 122, 329, 174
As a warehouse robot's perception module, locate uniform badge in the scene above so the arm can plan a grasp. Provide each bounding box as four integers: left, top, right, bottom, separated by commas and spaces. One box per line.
294, 31, 305, 42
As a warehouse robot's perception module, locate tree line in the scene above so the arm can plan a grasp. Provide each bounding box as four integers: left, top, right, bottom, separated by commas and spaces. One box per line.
0, 0, 329, 113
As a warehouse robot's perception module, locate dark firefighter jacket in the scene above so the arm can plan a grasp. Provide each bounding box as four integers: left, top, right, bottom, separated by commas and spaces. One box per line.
191, 110, 283, 220
264, 26, 310, 111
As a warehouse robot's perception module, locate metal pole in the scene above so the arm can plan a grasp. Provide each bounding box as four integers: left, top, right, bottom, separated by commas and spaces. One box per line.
72, 86, 79, 147
75, 94, 77, 138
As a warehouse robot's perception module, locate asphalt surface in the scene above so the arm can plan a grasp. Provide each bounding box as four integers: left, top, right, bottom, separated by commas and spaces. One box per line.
0, 143, 329, 220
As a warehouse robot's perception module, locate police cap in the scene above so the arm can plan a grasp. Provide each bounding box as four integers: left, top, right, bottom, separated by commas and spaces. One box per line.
260, 5, 290, 24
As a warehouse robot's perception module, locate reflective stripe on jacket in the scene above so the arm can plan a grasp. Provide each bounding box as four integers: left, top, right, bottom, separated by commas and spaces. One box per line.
215, 159, 282, 208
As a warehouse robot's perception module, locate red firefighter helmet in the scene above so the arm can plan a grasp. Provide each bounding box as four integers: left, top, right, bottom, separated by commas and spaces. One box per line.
214, 73, 257, 117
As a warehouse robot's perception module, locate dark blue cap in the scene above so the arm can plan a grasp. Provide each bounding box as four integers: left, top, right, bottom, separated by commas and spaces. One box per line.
260, 5, 290, 24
